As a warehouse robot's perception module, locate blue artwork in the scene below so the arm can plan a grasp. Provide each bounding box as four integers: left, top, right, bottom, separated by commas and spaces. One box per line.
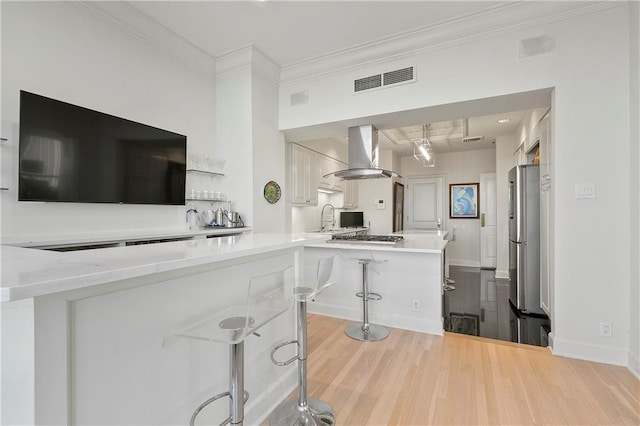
450, 183, 479, 218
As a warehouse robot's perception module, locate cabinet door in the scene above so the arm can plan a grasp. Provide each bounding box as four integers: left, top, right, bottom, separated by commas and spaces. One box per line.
291, 145, 318, 205
307, 152, 318, 205
330, 159, 344, 192
343, 180, 358, 208
291, 145, 308, 204
318, 155, 332, 190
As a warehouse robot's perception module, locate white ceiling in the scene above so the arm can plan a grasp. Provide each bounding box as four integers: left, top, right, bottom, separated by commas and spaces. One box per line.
124, 1, 557, 155
128, 1, 507, 68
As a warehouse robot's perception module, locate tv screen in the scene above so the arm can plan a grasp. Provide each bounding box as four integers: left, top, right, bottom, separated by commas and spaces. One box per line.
18, 91, 186, 205
340, 211, 364, 228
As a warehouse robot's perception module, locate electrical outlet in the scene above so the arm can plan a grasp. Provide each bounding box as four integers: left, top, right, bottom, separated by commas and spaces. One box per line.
599, 321, 612, 337
412, 300, 420, 312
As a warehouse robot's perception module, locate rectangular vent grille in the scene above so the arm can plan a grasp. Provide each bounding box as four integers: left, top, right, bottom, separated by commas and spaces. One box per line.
354, 74, 382, 92
383, 67, 414, 86
462, 136, 484, 144
354, 66, 415, 93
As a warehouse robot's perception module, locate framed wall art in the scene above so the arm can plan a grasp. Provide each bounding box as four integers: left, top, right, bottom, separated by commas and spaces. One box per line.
449, 183, 479, 219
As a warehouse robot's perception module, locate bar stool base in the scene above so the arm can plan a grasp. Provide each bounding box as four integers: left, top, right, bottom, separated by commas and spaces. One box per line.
269, 398, 336, 425
344, 323, 389, 342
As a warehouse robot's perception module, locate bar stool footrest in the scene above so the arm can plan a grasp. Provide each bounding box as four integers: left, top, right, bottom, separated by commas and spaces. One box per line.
190, 390, 249, 426
270, 340, 300, 366
355, 292, 383, 301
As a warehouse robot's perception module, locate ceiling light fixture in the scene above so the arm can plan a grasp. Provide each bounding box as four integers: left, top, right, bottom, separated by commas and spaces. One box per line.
413, 125, 435, 168
497, 118, 511, 124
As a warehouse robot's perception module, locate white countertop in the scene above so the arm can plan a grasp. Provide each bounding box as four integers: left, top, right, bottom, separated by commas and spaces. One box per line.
392, 229, 449, 239
0, 232, 325, 302
1, 226, 251, 248
305, 237, 447, 254
306, 227, 369, 235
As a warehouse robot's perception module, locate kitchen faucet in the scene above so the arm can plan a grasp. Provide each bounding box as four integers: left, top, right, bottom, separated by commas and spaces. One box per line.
320, 203, 335, 232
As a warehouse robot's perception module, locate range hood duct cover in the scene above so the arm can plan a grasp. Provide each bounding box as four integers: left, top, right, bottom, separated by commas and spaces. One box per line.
327, 125, 400, 180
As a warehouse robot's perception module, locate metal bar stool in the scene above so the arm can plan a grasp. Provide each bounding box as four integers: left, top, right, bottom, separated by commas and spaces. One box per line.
344, 254, 389, 342
163, 266, 294, 426
269, 254, 340, 426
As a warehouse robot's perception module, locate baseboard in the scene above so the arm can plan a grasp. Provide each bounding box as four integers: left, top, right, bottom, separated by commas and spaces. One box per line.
247, 367, 297, 425
308, 303, 443, 336
448, 259, 480, 268
551, 337, 629, 367
628, 350, 640, 379
495, 269, 509, 279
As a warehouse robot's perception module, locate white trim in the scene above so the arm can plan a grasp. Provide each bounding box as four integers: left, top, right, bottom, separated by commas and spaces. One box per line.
216, 45, 281, 86
71, 1, 619, 85
495, 269, 509, 279
70, 1, 216, 77
448, 259, 481, 269
308, 303, 443, 336
280, 1, 620, 85
552, 336, 629, 367
628, 350, 640, 380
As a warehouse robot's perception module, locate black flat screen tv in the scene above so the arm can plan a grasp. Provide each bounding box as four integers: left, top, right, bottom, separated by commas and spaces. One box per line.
18, 91, 186, 205
340, 211, 364, 228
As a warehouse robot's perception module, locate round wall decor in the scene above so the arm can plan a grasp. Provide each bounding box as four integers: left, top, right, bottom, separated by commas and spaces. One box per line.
263, 180, 281, 204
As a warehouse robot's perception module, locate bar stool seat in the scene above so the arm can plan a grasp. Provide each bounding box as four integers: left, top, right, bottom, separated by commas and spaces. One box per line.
269, 254, 340, 426
164, 266, 294, 426
344, 254, 389, 342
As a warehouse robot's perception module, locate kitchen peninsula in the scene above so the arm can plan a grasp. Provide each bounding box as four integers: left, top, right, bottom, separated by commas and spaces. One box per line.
304, 233, 448, 335
1, 231, 447, 425
1, 233, 323, 425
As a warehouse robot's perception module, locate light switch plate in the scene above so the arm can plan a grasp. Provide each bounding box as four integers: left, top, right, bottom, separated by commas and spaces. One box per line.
575, 182, 596, 199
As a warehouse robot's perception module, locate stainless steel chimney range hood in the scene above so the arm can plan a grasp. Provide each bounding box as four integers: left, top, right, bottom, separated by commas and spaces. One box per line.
325, 125, 401, 180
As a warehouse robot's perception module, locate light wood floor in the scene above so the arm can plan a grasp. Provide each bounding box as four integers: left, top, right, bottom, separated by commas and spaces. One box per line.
289, 315, 640, 425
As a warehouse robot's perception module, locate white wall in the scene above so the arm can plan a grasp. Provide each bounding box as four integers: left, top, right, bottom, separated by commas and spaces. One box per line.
401, 149, 496, 267
629, 0, 640, 378
0, 2, 217, 241
357, 178, 394, 234
215, 54, 253, 228
280, 5, 633, 367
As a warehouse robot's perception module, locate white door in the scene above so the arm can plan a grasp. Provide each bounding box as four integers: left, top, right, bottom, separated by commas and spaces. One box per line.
405, 176, 444, 230
480, 172, 497, 269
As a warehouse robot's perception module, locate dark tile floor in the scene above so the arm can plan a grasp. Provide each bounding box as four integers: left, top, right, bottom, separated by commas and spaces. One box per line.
443, 266, 550, 347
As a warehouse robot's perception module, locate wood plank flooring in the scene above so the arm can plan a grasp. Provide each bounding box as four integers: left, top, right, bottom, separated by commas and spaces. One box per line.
278, 314, 640, 425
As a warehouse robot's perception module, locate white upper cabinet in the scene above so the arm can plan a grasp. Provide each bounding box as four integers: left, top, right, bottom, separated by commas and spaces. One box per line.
330, 159, 344, 192
318, 156, 345, 192
342, 180, 359, 208
291, 144, 318, 206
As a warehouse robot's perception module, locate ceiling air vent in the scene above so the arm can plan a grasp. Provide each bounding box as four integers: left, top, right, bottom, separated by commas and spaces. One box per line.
354, 74, 382, 92
462, 136, 484, 144
354, 66, 415, 93
383, 66, 414, 86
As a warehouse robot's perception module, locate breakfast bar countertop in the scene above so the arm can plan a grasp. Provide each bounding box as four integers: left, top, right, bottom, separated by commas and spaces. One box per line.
304, 235, 448, 254
0, 232, 327, 302
0, 226, 252, 248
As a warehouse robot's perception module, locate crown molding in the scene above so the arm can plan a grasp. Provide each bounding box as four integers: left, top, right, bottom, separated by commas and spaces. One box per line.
280, 1, 622, 86
215, 45, 281, 86
70, 1, 217, 77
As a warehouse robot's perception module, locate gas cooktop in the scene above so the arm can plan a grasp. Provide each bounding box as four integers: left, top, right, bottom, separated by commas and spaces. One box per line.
329, 234, 404, 245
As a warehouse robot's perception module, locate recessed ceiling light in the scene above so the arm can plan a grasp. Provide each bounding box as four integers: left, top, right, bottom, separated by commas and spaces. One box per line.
497, 118, 511, 124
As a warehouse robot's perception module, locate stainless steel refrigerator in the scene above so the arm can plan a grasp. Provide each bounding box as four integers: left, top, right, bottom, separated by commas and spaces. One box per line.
508, 164, 544, 316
